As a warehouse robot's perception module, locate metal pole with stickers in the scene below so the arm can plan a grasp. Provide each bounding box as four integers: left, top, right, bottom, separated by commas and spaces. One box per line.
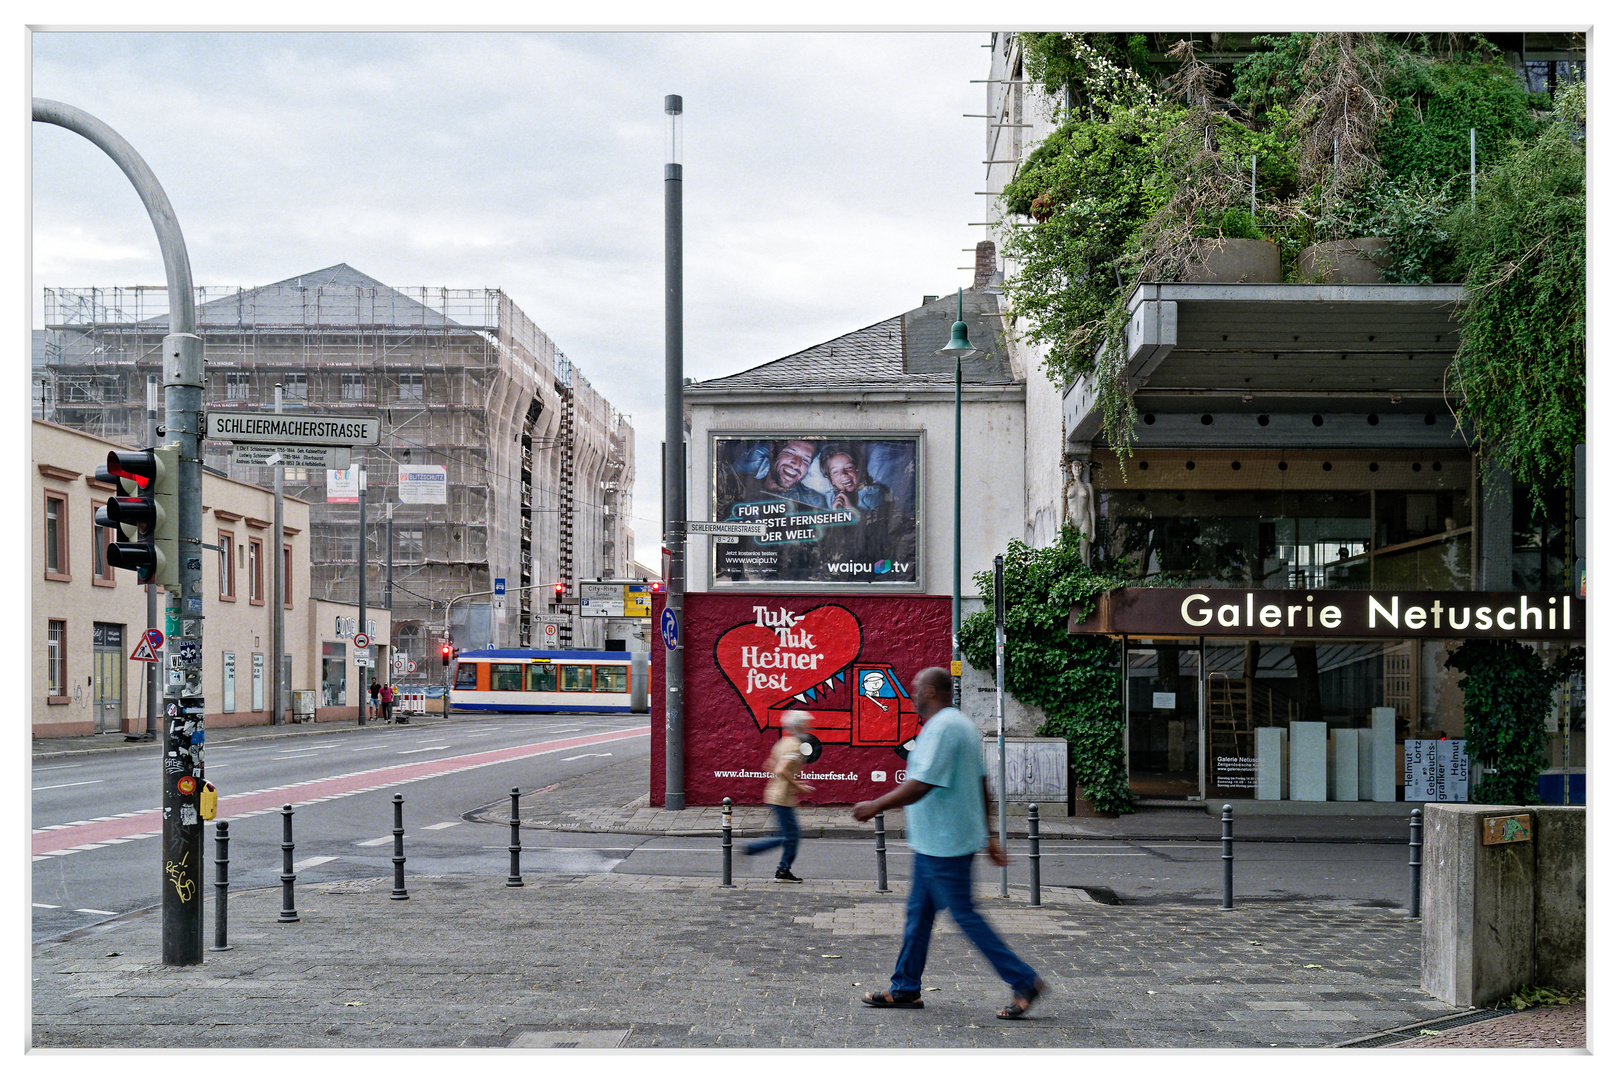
34, 97, 208, 965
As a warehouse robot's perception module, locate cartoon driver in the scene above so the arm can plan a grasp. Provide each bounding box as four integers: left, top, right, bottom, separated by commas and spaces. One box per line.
861, 669, 893, 711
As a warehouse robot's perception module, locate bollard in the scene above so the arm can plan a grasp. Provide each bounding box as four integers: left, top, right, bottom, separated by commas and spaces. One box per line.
278, 805, 299, 923
874, 811, 890, 893
1408, 808, 1423, 920
210, 820, 232, 951
506, 787, 524, 887
1221, 804, 1235, 910
720, 797, 735, 888
1027, 804, 1042, 907
390, 793, 409, 900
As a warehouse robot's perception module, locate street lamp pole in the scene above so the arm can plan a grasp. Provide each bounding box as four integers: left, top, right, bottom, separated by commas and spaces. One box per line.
939, 288, 980, 709
663, 93, 687, 811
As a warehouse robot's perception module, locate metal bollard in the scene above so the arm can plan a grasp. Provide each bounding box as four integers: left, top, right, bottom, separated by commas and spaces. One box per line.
1408, 808, 1423, 920
506, 787, 524, 887
720, 797, 735, 888
1221, 804, 1235, 910
278, 805, 299, 923
1027, 804, 1041, 907
390, 793, 409, 900
210, 820, 232, 951
874, 811, 890, 893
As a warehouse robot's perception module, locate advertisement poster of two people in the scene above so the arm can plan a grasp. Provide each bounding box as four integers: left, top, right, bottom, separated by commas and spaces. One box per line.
711, 435, 919, 585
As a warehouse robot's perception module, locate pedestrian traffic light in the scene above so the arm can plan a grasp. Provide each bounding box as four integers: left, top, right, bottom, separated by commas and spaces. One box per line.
95, 445, 179, 587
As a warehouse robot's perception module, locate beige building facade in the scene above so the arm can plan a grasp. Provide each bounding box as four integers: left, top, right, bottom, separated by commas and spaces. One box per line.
29, 419, 394, 736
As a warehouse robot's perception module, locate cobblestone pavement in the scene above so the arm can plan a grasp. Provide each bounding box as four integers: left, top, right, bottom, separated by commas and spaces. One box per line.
33, 718, 1586, 1052
33, 872, 1459, 1050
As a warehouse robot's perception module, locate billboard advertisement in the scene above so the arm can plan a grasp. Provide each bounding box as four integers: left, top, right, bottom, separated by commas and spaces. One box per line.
710, 434, 919, 586
650, 591, 952, 806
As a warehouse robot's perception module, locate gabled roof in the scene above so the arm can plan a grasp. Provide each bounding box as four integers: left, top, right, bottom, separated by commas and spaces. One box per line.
687, 288, 1015, 395
144, 263, 463, 330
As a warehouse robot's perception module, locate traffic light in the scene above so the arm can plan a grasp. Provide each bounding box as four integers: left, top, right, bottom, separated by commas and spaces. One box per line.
553, 581, 566, 600
95, 445, 179, 587
441, 642, 454, 668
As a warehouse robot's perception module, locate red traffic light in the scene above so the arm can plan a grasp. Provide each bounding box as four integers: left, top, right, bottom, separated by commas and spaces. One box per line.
649, 581, 665, 593
553, 581, 565, 597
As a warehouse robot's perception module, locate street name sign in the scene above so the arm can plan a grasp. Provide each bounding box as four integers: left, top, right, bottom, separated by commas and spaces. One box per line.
688, 520, 768, 537
207, 412, 381, 446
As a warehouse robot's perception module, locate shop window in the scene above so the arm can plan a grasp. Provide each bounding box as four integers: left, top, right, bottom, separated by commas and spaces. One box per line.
1512, 483, 1570, 591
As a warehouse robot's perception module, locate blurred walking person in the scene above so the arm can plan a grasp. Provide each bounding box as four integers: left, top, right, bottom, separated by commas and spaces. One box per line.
745, 711, 815, 882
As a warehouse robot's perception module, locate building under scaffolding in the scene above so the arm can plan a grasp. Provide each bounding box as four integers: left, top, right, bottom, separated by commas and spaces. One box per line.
40, 263, 635, 670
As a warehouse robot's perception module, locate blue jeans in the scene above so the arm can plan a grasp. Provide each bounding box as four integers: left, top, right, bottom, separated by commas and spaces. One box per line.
745, 804, 800, 870
891, 852, 1039, 997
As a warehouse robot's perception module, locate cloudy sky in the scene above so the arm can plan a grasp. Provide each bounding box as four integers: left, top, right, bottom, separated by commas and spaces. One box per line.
28, 25, 999, 572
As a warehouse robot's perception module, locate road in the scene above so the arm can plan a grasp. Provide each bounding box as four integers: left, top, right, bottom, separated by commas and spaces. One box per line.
33, 713, 1414, 943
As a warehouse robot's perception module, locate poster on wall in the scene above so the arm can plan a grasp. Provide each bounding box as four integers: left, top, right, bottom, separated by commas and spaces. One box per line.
710, 435, 919, 586
1404, 738, 1469, 802
650, 592, 952, 805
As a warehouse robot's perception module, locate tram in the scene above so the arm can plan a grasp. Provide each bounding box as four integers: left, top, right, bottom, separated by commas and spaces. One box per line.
448, 649, 633, 713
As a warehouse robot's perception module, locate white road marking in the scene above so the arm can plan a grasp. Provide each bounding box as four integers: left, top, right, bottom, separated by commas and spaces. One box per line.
33, 903, 60, 909
354, 836, 395, 847
398, 746, 449, 755
422, 821, 460, 830
74, 908, 117, 915
561, 753, 612, 761
32, 780, 104, 792
293, 856, 337, 871
33, 763, 86, 772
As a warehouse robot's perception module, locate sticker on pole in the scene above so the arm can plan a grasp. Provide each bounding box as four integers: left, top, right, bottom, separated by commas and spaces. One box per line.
176, 776, 197, 795
660, 606, 680, 651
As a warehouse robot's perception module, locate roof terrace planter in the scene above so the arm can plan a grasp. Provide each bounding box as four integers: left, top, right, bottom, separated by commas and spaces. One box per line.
1183, 238, 1282, 283
1296, 237, 1393, 283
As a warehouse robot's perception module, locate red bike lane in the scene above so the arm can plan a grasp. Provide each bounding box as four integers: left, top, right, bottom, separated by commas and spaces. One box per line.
34, 726, 649, 857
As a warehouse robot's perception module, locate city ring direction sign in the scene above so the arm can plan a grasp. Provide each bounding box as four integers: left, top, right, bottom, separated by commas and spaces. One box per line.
688, 520, 768, 537
207, 412, 381, 447
232, 443, 351, 470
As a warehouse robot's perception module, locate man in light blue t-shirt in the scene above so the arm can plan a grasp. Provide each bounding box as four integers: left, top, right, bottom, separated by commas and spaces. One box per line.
852, 667, 1046, 1019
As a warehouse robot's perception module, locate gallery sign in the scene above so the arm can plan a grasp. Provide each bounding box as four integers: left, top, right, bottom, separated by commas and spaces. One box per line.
709, 434, 919, 586
1070, 588, 1584, 640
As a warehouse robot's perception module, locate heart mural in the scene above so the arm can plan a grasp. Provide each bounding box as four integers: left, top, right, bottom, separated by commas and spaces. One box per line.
715, 604, 862, 728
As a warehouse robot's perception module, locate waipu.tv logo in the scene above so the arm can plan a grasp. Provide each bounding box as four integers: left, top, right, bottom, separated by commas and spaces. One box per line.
826, 559, 908, 574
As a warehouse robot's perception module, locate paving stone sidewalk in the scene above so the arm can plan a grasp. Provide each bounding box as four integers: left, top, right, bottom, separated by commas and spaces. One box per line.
33, 869, 1466, 1050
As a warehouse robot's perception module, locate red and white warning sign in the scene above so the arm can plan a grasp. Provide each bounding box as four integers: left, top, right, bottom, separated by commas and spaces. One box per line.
130, 636, 161, 663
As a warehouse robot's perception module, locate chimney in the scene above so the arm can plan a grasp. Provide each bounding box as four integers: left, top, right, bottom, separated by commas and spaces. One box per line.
973, 241, 997, 288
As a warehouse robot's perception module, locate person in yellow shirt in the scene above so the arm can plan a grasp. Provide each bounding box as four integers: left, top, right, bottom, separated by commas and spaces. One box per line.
745, 711, 815, 882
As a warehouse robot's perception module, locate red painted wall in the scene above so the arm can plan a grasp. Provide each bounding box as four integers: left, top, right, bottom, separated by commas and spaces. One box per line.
651, 592, 951, 806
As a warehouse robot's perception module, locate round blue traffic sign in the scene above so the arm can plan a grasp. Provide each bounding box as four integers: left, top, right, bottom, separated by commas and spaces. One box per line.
660, 606, 680, 651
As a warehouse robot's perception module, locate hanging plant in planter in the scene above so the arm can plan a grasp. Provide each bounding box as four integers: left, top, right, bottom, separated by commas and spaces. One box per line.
1444, 641, 1583, 805
1446, 78, 1585, 505
957, 526, 1143, 816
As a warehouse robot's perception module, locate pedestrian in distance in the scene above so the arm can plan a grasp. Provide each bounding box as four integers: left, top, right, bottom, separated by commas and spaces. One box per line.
368, 679, 381, 714
744, 710, 815, 882
379, 682, 394, 722
852, 666, 1047, 1020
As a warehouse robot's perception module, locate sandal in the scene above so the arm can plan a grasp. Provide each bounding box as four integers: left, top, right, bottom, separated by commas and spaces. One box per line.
862, 989, 924, 1009
996, 979, 1046, 1020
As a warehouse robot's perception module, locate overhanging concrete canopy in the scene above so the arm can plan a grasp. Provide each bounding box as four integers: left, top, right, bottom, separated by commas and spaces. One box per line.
1066, 282, 1468, 446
